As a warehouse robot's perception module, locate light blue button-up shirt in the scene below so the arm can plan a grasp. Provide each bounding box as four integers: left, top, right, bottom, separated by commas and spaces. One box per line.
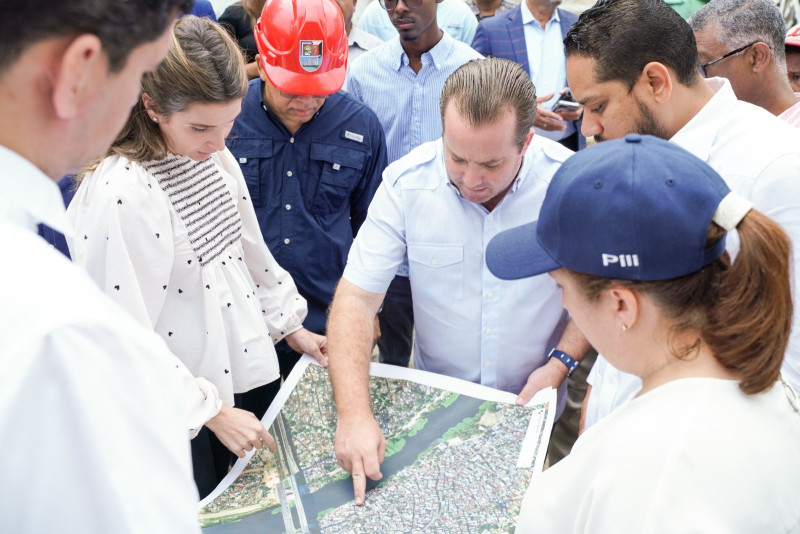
346, 31, 483, 164
343, 136, 572, 411
356, 0, 478, 44
520, 2, 575, 142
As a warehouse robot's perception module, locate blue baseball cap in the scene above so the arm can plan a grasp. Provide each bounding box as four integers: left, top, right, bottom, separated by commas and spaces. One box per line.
486, 134, 734, 281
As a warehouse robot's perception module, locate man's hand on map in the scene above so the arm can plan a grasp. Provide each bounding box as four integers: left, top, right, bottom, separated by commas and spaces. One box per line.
205, 404, 276, 458
286, 328, 329, 367
334, 412, 386, 506
515, 358, 569, 406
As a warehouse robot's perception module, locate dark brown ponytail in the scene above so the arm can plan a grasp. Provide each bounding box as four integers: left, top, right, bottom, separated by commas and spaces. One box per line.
569, 209, 791, 395
703, 210, 792, 394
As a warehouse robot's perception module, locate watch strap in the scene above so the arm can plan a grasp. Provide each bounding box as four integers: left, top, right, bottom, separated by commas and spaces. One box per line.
548, 348, 579, 377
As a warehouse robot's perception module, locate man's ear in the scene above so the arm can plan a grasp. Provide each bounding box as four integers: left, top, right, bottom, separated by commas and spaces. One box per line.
254, 54, 269, 82
51, 34, 104, 120
638, 61, 673, 104
749, 42, 772, 73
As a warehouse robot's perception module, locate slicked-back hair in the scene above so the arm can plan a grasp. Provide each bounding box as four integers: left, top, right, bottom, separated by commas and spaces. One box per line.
0, 0, 192, 75
564, 0, 700, 91
689, 0, 788, 75
440, 57, 537, 150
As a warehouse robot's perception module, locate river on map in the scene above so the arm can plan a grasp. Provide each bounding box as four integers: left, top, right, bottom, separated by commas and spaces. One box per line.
204, 395, 486, 533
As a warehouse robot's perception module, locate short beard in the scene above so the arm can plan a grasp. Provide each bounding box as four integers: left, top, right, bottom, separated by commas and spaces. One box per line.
594, 97, 669, 143
633, 97, 669, 140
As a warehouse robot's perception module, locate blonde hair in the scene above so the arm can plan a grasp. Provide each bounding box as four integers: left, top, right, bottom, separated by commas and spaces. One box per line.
440, 58, 538, 149
81, 15, 248, 175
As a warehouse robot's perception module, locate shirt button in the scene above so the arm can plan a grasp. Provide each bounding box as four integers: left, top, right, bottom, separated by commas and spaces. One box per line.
284, 238, 291, 245
608, 373, 617, 386
286, 170, 293, 177
285, 204, 292, 211
431, 258, 439, 265
487, 291, 494, 299
487, 214, 494, 221
290, 137, 295, 144
486, 328, 492, 335
485, 361, 491, 368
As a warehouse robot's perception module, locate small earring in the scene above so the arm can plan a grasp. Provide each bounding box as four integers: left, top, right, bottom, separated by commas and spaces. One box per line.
621, 323, 628, 331
151, 116, 158, 123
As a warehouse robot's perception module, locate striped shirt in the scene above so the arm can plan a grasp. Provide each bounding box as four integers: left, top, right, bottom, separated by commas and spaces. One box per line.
346, 31, 483, 164
146, 155, 242, 267
778, 92, 800, 127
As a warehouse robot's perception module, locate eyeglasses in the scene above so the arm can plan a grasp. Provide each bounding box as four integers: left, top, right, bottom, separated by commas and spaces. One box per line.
378, 0, 423, 11
699, 41, 766, 77
278, 90, 331, 100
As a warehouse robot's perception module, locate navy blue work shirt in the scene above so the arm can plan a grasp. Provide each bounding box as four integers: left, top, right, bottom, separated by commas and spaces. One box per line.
227, 79, 388, 334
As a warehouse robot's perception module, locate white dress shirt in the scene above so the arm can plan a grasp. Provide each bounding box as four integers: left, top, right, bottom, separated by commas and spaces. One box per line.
585, 77, 800, 429
344, 136, 572, 408
68, 149, 307, 412
348, 26, 384, 63
518, 378, 800, 533
585, 353, 641, 431
0, 145, 200, 532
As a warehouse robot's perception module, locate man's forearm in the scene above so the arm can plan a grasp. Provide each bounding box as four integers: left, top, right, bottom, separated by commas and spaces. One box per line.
327, 280, 384, 417
554, 319, 592, 362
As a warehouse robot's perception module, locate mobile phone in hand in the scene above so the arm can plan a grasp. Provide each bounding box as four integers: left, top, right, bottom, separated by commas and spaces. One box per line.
552, 89, 580, 113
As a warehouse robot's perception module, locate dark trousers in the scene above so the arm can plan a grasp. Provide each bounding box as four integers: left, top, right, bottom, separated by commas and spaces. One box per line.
377, 275, 414, 367
191, 378, 281, 499
275, 338, 304, 379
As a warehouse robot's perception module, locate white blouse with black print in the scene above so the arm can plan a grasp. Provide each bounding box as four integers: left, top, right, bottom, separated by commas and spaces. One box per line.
68, 148, 307, 430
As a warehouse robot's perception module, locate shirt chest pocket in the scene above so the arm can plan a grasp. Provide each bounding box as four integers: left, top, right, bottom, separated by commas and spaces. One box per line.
309, 142, 367, 216
230, 138, 273, 209
407, 243, 463, 302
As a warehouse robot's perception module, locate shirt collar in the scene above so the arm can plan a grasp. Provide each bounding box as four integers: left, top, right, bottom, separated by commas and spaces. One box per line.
520, 2, 559, 26
670, 77, 732, 162
0, 145, 72, 236
390, 31, 455, 71
348, 27, 373, 50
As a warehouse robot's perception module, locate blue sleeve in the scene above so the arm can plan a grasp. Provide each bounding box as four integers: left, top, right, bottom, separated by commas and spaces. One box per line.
190, 0, 217, 21
350, 114, 389, 236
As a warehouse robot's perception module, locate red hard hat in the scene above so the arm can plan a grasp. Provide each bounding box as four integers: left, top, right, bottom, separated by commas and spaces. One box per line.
254, 0, 348, 95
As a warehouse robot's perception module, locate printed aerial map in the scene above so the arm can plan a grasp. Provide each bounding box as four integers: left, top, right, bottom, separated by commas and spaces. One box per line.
199, 358, 554, 533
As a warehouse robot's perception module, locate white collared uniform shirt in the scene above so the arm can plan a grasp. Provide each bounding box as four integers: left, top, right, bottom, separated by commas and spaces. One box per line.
0, 145, 200, 532
344, 136, 572, 407
518, 378, 800, 532
68, 149, 307, 411
585, 77, 800, 430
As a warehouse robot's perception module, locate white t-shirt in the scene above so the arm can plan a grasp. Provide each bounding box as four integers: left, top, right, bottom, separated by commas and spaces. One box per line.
518, 377, 800, 533
68, 149, 307, 412
0, 145, 200, 532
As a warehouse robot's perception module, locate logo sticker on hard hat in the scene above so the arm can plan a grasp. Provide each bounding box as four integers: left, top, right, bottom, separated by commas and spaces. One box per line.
299, 40, 324, 72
